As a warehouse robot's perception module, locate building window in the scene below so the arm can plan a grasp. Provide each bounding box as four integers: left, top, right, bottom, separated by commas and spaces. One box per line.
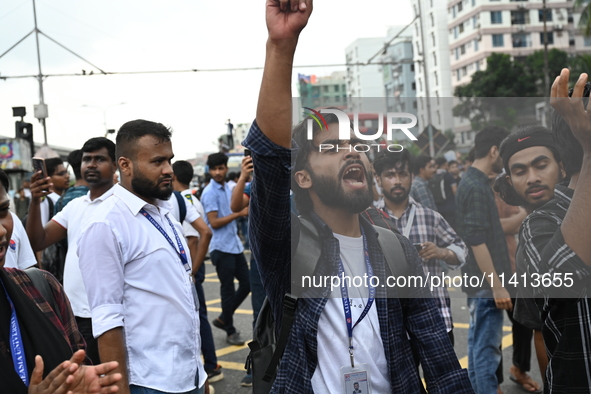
430, 13, 434, 27
433, 52, 437, 66
512, 33, 530, 47
413, 101, 418, 109
538, 9, 552, 22
474, 38, 479, 51
460, 44, 466, 54
491, 11, 503, 24
462, 66, 467, 76
323, 86, 329, 92
453, 6, 457, 18
455, 48, 459, 60
454, 26, 458, 39
511, 10, 529, 25
585, 36, 591, 46
434, 71, 438, 86
412, 82, 416, 90
432, 33, 436, 46
492, 34, 504, 47
335, 85, 339, 92
437, 110, 441, 124
457, 70, 461, 81
472, 0, 476, 6
411, 64, 415, 72
540, 32, 554, 45
458, 1, 463, 12
459, 23, 465, 33
430, 0, 433, 7
476, 60, 480, 71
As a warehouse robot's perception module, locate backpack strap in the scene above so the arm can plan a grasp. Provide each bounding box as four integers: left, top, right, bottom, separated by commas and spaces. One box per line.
24, 267, 63, 322
262, 293, 297, 383
373, 225, 409, 278
290, 215, 322, 296
173, 191, 187, 223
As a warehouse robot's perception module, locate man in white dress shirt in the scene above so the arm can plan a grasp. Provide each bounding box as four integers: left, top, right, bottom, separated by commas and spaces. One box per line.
78, 119, 207, 394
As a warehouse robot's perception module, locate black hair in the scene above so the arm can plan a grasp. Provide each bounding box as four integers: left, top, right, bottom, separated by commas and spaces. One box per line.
549, 81, 590, 177
466, 147, 476, 163
115, 119, 172, 161
435, 157, 447, 167
412, 155, 432, 176
291, 110, 355, 215
448, 160, 458, 167
493, 176, 527, 207
67, 150, 83, 180
173, 160, 194, 185
46, 157, 64, 177
207, 152, 228, 168
0, 169, 9, 192
372, 149, 414, 176
227, 172, 238, 181
474, 125, 510, 159
82, 137, 116, 162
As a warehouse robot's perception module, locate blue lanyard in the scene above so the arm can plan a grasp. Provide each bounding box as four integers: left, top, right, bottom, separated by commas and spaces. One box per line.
0, 280, 29, 386
339, 227, 376, 368
140, 208, 190, 273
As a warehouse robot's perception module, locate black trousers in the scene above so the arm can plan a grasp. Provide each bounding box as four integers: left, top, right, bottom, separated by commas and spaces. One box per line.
75, 316, 100, 365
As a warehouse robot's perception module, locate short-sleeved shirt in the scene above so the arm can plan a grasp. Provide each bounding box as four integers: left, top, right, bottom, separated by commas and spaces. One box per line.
181, 189, 206, 239
436, 172, 457, 214
200, 180, 243, 254
4, 212, 37, 270
455, 166, 513, 296
52, 187, 114, 318
169, 190, 200, 239
54, 186, 90, 214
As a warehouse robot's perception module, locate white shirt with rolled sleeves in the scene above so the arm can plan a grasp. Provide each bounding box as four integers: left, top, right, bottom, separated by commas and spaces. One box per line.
5, 212, 37, 269
77, 184, 205, 392
52, 187, 114, 318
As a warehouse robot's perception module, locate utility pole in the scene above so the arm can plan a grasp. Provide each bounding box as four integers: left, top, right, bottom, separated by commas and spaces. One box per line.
417, 0, 435, 157
542, 0, 550, 120
0, 0, 106, 146
32, 0, 48, 145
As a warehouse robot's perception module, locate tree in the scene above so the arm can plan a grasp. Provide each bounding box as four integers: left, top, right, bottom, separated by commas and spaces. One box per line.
570, 53, 591, 77
575, 0, 591, 37
453, 53, 534, 131
521, 48, 570, 96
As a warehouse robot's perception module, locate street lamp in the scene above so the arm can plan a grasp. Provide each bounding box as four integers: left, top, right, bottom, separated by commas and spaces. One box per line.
81, 102, 126, 137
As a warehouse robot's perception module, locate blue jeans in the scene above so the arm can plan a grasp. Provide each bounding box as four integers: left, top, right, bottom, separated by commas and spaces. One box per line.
194, 264, 218, 371
130, 371, 204, 394
467, 291, 504, 394
210, 250, 251, 335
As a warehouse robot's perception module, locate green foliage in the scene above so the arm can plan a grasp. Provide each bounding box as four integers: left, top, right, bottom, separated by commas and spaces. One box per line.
574, 0, 591, 37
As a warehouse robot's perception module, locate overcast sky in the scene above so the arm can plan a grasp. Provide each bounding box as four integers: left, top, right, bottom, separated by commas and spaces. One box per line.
0, 0, 413, 160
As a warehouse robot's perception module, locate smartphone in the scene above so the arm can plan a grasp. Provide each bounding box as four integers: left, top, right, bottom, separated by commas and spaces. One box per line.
32, 157, 48, 178
244, 149, 251, 157
413, 243, 423, 252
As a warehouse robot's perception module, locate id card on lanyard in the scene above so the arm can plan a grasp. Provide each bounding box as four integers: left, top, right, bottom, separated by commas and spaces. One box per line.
140, 208, 199, 311
339, 226, 375, 394
0, 281, 29, 386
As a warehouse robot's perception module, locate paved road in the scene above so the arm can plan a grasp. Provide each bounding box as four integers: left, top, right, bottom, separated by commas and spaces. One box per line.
202, 256, 544, 394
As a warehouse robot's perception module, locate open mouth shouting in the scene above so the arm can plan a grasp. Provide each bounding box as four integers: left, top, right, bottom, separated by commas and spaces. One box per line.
342, 164, 367, 189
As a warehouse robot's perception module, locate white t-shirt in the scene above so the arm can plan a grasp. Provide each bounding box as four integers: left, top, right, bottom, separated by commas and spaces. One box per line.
312, 233, 391, 394
169, 191, 200, 238
180, 189, 205, 239
4, 212, 37, 270
40, 192, 60, 227
52, 188, 114, 317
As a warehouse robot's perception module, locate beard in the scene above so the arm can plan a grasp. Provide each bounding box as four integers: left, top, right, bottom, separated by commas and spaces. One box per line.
383, 186, 409, 204
131, 169, 173, 201
309, 161, 374, 214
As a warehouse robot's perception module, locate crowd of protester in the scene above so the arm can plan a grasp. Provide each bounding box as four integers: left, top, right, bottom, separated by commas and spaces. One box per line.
3, 1, 591, 394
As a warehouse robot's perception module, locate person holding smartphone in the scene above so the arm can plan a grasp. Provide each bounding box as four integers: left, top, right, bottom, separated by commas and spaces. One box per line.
367, 149, 468, 346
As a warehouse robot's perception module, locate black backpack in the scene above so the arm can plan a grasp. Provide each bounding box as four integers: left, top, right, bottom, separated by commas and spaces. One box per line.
428, 173, 447, 206
173, 191, 187, 223
246, 215, 411, 393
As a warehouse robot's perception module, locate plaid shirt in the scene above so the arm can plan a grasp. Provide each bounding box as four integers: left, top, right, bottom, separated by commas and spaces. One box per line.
409, 176, 437, 212
0, 268, 85, 357
373, 197, 468, 331
455, 167, 513, 296
244, 122, 473, 394
518, 184, 591, 393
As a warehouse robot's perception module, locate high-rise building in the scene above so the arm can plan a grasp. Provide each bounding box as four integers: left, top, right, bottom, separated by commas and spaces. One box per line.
346, 37, 386, 112
448, 0, 589, 89
382, 29, 417, 115
298, 71, 347, 110
410, 0, 456, 141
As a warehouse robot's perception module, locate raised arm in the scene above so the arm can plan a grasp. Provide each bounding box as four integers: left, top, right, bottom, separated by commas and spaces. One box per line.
230, 156, 252, 212
256, 0, 312, 147
550, 69, 591, 266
